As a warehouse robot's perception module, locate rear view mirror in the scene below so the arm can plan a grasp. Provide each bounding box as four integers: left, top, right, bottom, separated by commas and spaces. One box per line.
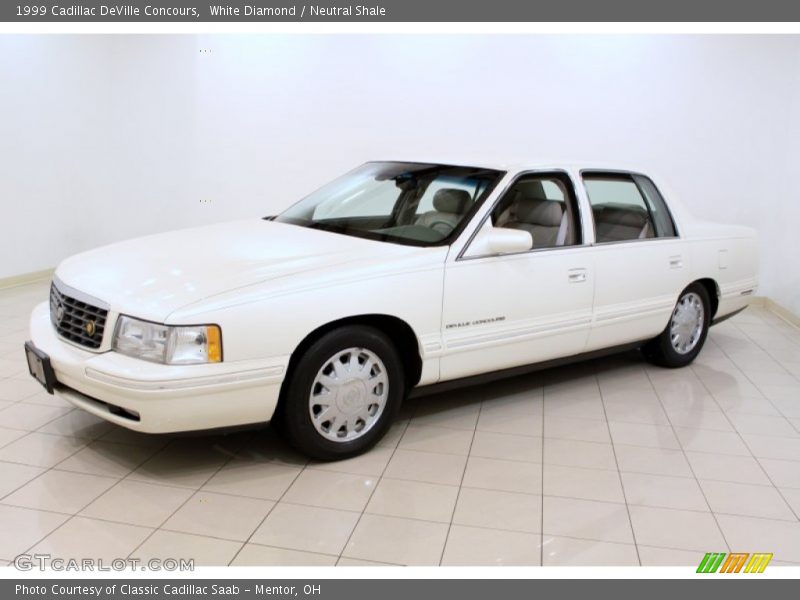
464, 226, 533, 258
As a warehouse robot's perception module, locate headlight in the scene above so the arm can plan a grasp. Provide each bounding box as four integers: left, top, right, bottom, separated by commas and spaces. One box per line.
113, 316, 222, 365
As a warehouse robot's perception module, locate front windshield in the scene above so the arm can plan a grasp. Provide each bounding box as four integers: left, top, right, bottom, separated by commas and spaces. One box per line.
275, 162, 505, 246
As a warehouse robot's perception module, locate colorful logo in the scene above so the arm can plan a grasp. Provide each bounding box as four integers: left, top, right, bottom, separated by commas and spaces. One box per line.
697, 552, 773, 573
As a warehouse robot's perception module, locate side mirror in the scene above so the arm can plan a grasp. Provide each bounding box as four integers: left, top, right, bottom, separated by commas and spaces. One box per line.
464, 226, 533, 258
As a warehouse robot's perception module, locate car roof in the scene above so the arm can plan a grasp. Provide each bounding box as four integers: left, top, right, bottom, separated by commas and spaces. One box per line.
373, 157, 648, 176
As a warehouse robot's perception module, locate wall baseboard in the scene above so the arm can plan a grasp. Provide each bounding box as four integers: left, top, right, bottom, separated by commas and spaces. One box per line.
763, 298, 800, 329
0, 268, 54, 291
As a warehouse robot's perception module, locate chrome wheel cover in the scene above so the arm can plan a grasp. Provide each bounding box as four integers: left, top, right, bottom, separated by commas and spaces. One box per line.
670, 292, 705, 355
308, 347, 389, 443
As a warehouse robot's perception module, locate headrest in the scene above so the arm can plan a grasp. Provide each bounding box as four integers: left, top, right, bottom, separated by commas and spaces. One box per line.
594, 206, 648, 228
433, 189, 471, 214
516, 199, 564, 227
513, 180, 547, 202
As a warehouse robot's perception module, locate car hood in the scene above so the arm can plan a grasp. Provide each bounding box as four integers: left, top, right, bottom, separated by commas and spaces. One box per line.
55, 220, 426, 322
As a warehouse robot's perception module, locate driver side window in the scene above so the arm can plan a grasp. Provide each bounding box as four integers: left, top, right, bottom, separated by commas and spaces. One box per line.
491, 173, 582, 249
412, 176, 484, 237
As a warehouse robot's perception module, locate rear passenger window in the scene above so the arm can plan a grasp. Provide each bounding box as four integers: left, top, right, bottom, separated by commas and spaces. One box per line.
583, 173, 677, 243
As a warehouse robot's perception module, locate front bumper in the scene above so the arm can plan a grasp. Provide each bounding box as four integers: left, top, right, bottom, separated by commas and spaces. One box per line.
29, 302, 288, 433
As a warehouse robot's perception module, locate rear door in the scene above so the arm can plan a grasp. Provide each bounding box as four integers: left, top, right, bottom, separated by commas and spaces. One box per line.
581, 172, 687, 351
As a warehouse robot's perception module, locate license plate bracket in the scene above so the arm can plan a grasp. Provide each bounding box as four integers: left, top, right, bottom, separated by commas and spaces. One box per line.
24, 341, 56, 394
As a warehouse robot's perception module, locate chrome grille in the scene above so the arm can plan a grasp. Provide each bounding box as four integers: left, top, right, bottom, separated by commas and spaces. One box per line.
49, 282, 108, 349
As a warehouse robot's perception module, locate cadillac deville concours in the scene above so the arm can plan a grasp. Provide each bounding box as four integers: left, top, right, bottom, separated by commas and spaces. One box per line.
25, 161, 758, 459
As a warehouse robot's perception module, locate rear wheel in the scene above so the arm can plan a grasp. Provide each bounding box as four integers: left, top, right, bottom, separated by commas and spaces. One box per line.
280, 325, 405, 460
643, 282, 711, 368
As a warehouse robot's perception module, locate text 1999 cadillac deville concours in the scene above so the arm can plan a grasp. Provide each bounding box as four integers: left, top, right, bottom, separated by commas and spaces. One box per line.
25, 161, 758, 459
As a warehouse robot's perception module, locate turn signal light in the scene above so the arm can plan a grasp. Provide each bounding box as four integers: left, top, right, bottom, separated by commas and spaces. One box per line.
207, 325, 222, 363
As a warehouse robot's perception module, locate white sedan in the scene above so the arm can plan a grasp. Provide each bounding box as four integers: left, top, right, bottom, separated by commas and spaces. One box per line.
25, 161, 758, 459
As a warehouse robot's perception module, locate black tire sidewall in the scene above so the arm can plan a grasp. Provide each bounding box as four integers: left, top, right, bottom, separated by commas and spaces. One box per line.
648, 283, 712, 368
281, 325, 405, 460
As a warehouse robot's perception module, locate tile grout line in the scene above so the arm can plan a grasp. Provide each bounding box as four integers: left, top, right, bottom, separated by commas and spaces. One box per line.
13, 427, 164, 558
594, 369, 642, 566
3, 294, 800, 564
726, 319, 800, 436
332, 416, 411, 566
122, 432, 258, 563
0, 409, 110, 505
643, 362, 734, 553
436, 394, 482, 567
5, 430, 800, 468
222, 446, 308, 567
6, 491, 799, 528
696, 335, 800, 523
539, 383, 545, 566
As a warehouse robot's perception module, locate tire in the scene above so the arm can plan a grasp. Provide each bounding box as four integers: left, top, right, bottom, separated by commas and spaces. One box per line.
643, 282, 711, 368
280, 325, 405, 460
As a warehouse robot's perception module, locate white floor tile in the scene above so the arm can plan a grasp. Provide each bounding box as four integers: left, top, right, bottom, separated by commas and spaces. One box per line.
542, 535, 639, 566
543, 438, 617, 470
699, 479, 796, 520
742, 434, 800, 461
29, 516, 152, 561
628, 505, 727, 552
685, 451, 772, 485
621, 472, 708, 511
282, 469, 376, 512
366, 478, 457, 523
80, 480, 194, 527
716, 514, 800, 563
0, 504, 69, 560
163, 492, 274, 541
398, 424, 473, 455
609, 421, 681, 449
3, 469, 117, 514
231, 544, 337, 566
453, 487, 541, 533
131, 530, 242, 566
542, 496, 633, 544
637, 545, 705, 566
383, 449, 467, 486
0, 404, 72, 431
470, 430, 542, 463
251, 502, 358, 556
544, 464, 624, 503
614, 444, 693, 477
758, 458, 800, 488
0, 461, 46, 498
442, 525, 540, 566
674, 427, 751, 456
543, 415, 611, 443
462, 456, 542, 494
343, 514, 449, 566
202, 459, 302, 500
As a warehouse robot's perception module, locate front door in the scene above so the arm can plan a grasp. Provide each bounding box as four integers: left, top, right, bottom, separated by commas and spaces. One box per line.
439, 172, 595, 381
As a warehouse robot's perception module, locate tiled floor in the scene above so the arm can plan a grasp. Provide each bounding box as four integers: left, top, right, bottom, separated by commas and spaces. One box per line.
1, 280, 800, 566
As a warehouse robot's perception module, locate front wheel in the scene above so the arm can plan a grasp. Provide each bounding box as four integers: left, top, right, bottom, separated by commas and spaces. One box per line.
643, 283, 711, 368
280, 325, 405, 460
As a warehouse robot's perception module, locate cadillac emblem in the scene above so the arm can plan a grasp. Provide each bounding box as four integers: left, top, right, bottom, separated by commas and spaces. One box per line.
84, 320, 96, 337
54, 301, 65, 324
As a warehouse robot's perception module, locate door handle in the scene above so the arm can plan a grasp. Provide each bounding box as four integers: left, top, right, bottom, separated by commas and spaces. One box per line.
669, 255, 683, 269
568, 268, 587, 283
